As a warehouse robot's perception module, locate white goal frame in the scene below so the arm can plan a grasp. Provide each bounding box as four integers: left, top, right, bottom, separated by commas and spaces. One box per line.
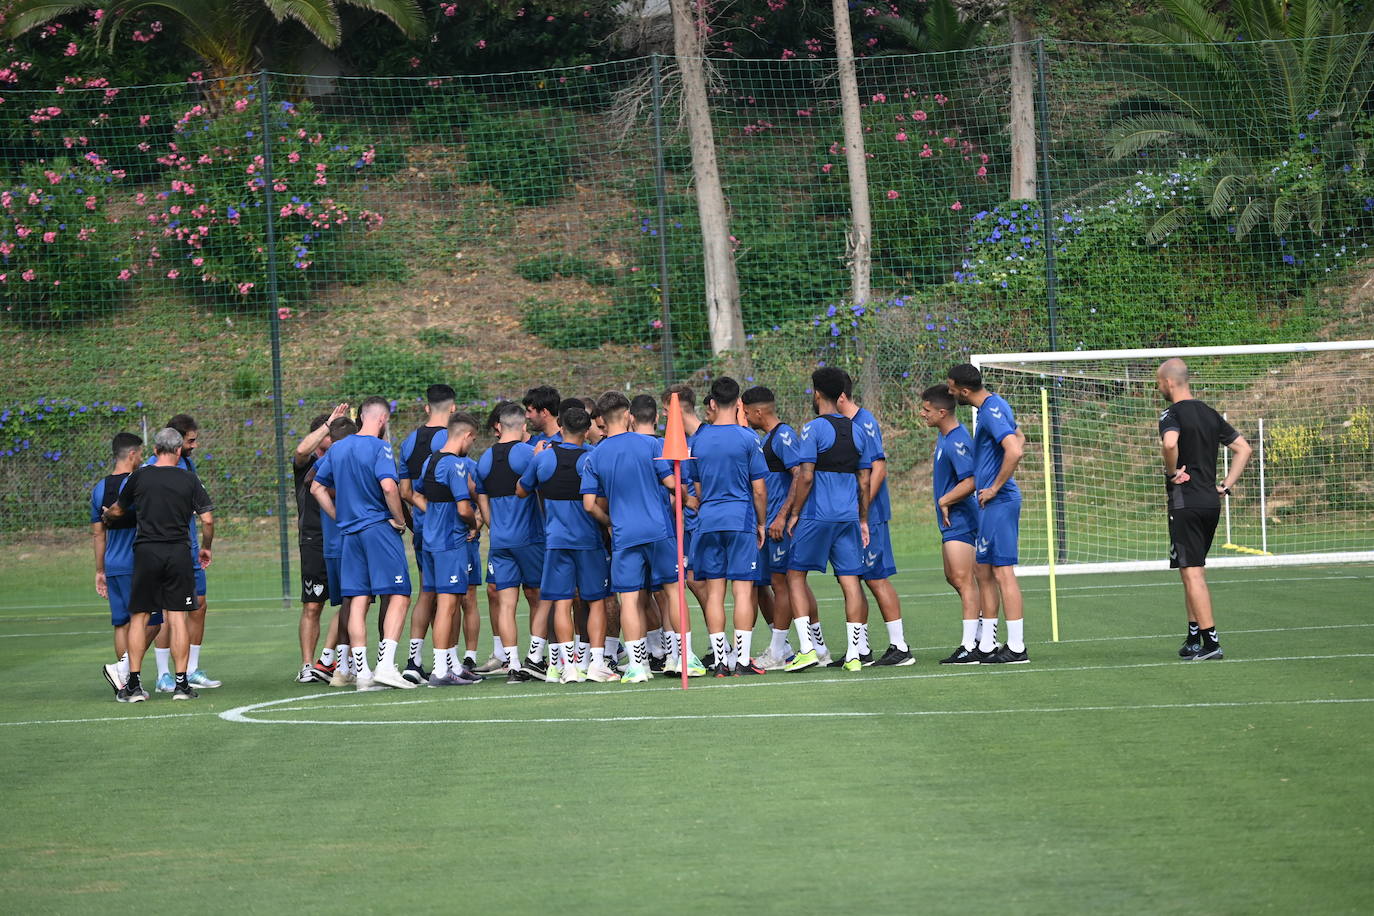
973, 340, 1374, 577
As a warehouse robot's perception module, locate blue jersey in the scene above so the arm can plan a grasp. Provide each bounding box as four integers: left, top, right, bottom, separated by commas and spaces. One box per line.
934, 424, 979, 531
973, 393, 1021, 502
416, 452, 472, 552
144, 454, 200, 558
789, 415, 872, 522
528, 431, 562, 450
91, 475, 135, 576
580, 431, 673, 551
690, 424, 767, 533
457, 455, 481, 544
399, 426, 448, 532
760, 423, 799, 525
312, 434, 398, 535
521, 442, 602, 550
852, 407, 891, 525
475, 441, 544, 549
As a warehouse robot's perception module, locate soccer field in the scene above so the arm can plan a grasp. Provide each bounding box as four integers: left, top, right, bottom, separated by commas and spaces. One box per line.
2, 557, 1372, 914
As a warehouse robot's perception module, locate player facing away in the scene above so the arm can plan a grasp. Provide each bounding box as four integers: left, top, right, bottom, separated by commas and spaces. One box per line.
517, 406, 618, 683
783, 367, 874, 673
1156, 358, 1252, 660
396, 384, 458, 682
311, 396, 415, 691
742, 386, 806, 670
837, 373, 913, 666
947, 364, 1028, 664
318, 417, 362, 687
292, 405, 350, 683
476, 402, 549, 683
94, 432, 164, 695
103, 427, 215, 702
690, 376, 770, 676
919, 386, 984, 664
414, 412, 482, 686
580, 391, 683, 684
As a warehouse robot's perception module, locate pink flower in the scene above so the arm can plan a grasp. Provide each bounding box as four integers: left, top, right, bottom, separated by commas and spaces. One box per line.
886, 189, 899, 200
872, 93, 886, 103
976, 166, 988, 177
950, 200, 963, 211
64, 42, 78, 56
166, 269, 179, 279
895, 131, 907, 142
192, 257, 204, 267
234, 98, 250, 112
934, 93, 948, 105
237, 282, 255, 295
913, 110, 927, 121
476, 40, 486, 49
780, 49, 795, 60
919, 144, 933, 158
118, 269, 132, 280
42, 231, 56, 243
408, 57, 420, 69
821, 163, 833, 173
21, 269, 35, 281
278, 306, 292, 319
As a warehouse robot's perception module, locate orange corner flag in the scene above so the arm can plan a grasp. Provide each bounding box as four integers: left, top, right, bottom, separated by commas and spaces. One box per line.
662, 391, 691, 461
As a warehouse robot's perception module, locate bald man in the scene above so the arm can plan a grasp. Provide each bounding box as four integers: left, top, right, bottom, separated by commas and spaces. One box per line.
1156, 358, 1252, 660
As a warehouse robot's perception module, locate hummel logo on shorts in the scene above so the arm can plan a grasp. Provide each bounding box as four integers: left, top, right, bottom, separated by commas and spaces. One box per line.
394, 575, 403, 584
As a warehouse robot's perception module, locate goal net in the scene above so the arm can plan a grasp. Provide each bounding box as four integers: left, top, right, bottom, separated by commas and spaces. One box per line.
973, 341, 1374, 575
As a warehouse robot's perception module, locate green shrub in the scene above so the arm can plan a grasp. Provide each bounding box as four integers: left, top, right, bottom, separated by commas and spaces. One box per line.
462, 107, 575, 206
340, 343, 482, 404
514, 253, 616, 286
231, 365, 263, 401
408, 92, 482, 144
521, 298, 608, 349
416, 327, 470, 348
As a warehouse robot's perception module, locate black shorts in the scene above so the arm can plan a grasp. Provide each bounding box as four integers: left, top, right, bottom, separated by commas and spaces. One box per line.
1168, 507, 1220, 569
130, 542, 198, 614
300, 540, 329, 605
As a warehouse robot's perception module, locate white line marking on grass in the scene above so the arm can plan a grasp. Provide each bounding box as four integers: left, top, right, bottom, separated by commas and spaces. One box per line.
0, 621, 295, 639
0, 712, 203, 727
813, 573, 1371, 604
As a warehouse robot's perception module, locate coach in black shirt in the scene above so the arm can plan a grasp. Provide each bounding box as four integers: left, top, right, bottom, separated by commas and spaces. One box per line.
103, 427, 215, 701
1156, 358, 1252, 661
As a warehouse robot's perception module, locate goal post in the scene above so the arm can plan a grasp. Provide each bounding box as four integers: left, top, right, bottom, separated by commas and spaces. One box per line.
971, 340, 1374, 577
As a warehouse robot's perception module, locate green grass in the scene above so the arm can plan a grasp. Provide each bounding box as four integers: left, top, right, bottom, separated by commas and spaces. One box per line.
2, 537, 1372, 914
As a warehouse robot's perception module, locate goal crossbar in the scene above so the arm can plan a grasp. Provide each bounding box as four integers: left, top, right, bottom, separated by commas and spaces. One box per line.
972, 339, 1374, 367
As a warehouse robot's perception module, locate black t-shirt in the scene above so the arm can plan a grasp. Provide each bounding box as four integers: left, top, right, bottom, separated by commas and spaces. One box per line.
117, 465, 214, 546
294, 456, 323, 544
1159, 399, 1240, 510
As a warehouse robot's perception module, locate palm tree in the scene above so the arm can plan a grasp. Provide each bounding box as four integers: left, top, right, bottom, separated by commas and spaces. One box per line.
1103, 0, 1374, 242
5, 0, 426, 80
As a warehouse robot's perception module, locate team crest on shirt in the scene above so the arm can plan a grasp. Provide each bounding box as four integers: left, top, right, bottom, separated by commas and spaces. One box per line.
305, 579, 324, 596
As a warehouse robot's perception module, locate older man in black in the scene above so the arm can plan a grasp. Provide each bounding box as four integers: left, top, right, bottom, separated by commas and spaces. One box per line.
1156, 358, 1252, 661
104, 427, 215, 701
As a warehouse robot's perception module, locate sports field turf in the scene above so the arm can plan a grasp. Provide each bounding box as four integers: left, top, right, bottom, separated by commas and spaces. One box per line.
2, 540, 1371, 914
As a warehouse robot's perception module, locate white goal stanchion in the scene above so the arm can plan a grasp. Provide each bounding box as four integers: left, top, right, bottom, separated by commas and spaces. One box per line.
971, 340, 1374, 582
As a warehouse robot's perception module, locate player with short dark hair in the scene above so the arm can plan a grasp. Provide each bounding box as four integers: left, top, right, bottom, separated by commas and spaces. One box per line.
292, 403, 350, 683
94, 432, 163, 695
783, 367, 874, 672
311, 396, 415, 691
524, 385, 563, 448
947, 363, 1028, 664
103, 427, 214, 702
1156, 358, 1252, 660
320, 416, 361, 686
579, 397, 605, 445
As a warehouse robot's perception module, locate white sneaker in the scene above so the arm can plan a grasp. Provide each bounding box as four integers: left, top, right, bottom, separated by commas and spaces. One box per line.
586, 660, 620, 682
474, 653, 506, 673
372, 664, 417, 689
559, 664, 586, 684
102, 662, 126, 692
662, 656, 681, 676
296, 664, 316, 684
355, 675, 385, 692
815, 647, 834, 666
329, 668, 355, 687
754, 649, 788, 671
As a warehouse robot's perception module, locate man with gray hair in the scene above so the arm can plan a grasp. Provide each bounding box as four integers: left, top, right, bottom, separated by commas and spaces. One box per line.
102, 427, 215, 702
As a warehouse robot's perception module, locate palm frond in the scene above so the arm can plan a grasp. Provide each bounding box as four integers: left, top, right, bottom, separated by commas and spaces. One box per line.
264, 0, 343, 46
338, 0, 425, 40
1145, 205, 1196, 245
3, 0, 99, 37
1104, 111, 1211, 160
1235, 195, 1269, 240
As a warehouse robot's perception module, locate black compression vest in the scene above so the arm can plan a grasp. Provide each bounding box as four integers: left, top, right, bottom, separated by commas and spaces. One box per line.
763, 426, 787, 473
538, 446, 585, 501
405, 426, 444, 481
813, 415, 859, 473
482, 441, 520, 497
422, 453, 457, 503
101, 473, 137, 529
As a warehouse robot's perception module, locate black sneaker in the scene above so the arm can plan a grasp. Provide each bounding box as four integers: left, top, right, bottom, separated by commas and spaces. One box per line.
1190, 644, 1224, 661
401, 662, 430, 685
522, 657, 551, 682
939, 646, 981, 665
826, 656, 847, 668
733, 660, 766, 676
859, 651, 876, 666
712, 662, 734, 678
507, 667, 533, 684
649, 654, 666, 673
605, 658, 623, 677
116, 684, 147, 703
702, 651, 716, 669
873, 645, 916, 667
460, 661, 485, 682
172, 683, 199, 700
1178, 638, 1202, 659
984, 645, 1029, 665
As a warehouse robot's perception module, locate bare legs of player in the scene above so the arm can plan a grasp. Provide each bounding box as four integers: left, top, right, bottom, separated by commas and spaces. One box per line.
1178, 566, 1214, 630
408, 590, 435, 655
459, 590, 480, 659
167, 606, 191, 675
493, 586, 521, 668
300, 599, 324, 667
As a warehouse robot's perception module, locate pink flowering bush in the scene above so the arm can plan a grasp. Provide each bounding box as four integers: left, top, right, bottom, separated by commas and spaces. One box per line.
131, 93, 386, 308
0, 159, 131, 325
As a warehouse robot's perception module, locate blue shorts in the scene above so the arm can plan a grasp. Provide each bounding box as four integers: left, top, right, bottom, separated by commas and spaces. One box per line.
681, 526, 695, 571
487, 543, 544, 591
325, 555, 343, 607
412, 533, 434, 591
340, 522, 412, 597
612, 538, 679, 594
465, 539, 483, 586
691, 530, 761, 581
423, 547, 469, 595
789, 518, 864, 576
107, 574, 152, 626
541, 547, 611, 602
977, 498, 1021, 567
194, 565, 206, 597
861, 521, 898, 581
764, 531, 793, 576
940, 503, 979, 545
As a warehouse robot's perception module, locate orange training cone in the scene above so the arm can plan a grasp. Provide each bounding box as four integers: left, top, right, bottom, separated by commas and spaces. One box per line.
663, 392, 691, 461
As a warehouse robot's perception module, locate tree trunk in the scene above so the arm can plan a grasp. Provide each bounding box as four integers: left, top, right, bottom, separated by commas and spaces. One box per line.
1008, 11, 1036, 201
833, 0, 871, 309
668, 0, 747, 367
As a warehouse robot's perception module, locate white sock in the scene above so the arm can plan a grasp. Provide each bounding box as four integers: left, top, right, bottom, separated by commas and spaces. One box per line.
117, 652, 130, 679
793, 618, 814, 653
808, 621, 827, 653
709, 631, 729, 666
432, 647, 448, 677
352, 646, 371, 679
575, 639, 589, 662
606, 636, 622, 659
445, 647, 461, 674
188, 643, 201, 672
961, 619, 977, 650
337, 645, 351, 673
684, 630, 695, 658
844, 622, 863, 661
735, 628, 752, 666
493, 635, 505, 658
664, 630, 681, 662
591, 647, 605, 664
527, 635, 547, 663
155, 647, 171, 678
978, 618, 998, 652
506, 645, 521, 670
319, 647, 336, 667
464, 649, 477, 664
409, 638, 424, 665
1007, 618, 1025, 653
769, 628, 789, 656
647, 628, 663, 656
885, 619, 907, 652
559, 641, 575, 670
628, 637, 649, 667
378, 638, 398, 669
859, 623, 871, 656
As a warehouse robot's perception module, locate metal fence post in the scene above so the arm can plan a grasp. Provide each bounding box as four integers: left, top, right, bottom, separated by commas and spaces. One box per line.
1035, 39, 1068, 561
650, 53, 676, 387
260, 71, 292, 601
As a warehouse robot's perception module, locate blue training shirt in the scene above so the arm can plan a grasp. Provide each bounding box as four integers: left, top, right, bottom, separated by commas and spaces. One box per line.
788, 415, 872, 522
580, 431, 673, 551
973, 393, 1021, 502
933, 424, 979, 532
690, 424, 767, 533
399, 426, 448, 532
520, 442, 602, 550
90, 475, 135, 576
475, 441, 544, 549
852, 407, 892, 525
416, 452, 472, 552
760, 423, 799, 525
312, 434, 398, 535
